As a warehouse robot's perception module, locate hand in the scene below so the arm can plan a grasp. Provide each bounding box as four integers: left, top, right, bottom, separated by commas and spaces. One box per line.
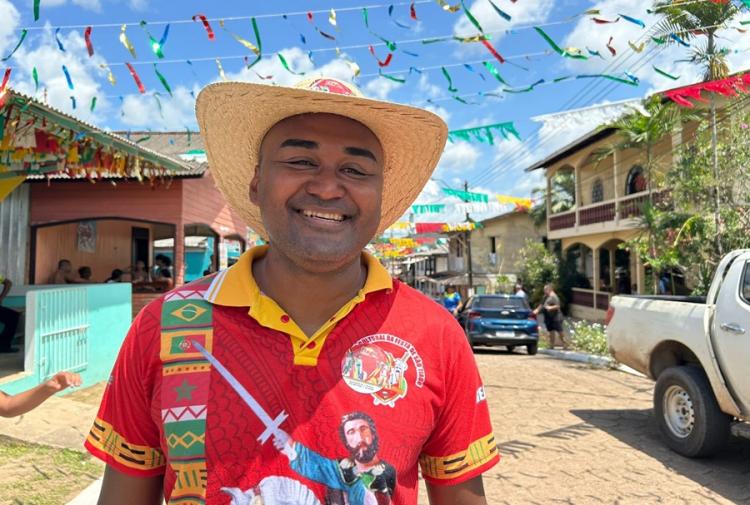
273, 430, 297, 461
45, 371, 82, 392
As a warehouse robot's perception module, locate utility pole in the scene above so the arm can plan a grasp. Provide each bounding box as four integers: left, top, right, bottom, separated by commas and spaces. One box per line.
464, 180, 474, 295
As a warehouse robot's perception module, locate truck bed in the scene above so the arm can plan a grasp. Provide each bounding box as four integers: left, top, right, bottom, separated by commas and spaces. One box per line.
616, 294, 707, 304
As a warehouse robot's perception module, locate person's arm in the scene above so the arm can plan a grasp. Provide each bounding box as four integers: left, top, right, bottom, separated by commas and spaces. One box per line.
0, 371, 81, 417
426, 476, 487, 505
97, 466, 164, 505
0, 278, 11, 303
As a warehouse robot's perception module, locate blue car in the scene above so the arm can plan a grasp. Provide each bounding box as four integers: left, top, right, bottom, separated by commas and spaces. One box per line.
457, 295, 539, 355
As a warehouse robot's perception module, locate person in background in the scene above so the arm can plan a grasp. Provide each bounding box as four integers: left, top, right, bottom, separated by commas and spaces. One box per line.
442, 285, 462, 316
0, 371, 81, 417
514, 283, 527, 300
105, 269, 124, 283
78, 266, 94, 283
128, 260, 150, 285
50, 259, 81, 284
533, 284, 569, 350
153, 254, 174, 291
0, 274, 19, 353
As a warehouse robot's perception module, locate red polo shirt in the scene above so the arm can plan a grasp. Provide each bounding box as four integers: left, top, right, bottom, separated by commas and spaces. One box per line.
85, 246, 499, 504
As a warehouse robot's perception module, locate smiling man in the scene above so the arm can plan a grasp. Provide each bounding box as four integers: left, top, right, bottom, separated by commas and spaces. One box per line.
86, 78, 499, 505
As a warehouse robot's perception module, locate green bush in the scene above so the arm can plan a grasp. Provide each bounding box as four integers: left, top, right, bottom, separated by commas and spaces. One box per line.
518, 240, 559, 308
567, 320, 610, 357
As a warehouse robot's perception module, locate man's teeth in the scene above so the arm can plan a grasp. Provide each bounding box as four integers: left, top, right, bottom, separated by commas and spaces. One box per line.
302, 210, 345, 222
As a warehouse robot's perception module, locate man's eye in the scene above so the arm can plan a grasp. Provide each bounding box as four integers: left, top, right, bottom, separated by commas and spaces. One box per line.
289, 160, 316, 167
343, 167, 367, 176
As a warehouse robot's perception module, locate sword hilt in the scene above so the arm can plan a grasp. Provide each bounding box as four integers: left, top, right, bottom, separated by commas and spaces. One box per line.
259, 411, 289, 444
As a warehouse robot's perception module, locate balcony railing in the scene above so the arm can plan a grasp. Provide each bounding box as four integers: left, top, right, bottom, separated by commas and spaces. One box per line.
549, 210, 576, 231
579, 201, 616, 226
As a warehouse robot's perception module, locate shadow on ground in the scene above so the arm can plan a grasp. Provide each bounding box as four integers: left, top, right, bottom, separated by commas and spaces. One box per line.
573, 408, 750, 504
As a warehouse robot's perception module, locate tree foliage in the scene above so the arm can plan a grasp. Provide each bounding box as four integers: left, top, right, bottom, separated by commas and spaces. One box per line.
518, 239, 560, 308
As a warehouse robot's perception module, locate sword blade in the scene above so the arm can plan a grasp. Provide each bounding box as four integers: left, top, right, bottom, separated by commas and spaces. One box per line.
191, 340, 285, 439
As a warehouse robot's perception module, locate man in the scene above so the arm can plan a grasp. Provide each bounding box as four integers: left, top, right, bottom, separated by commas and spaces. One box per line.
0, 274, 19, 353
50, 259, 80, 284
87, 78, 498, 505
514, 283, 527, 300
533, 284, 568, 349
442, 285, 462, 316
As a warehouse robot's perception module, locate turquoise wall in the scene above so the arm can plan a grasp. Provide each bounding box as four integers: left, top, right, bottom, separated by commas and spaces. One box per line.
0, 284, 131, 397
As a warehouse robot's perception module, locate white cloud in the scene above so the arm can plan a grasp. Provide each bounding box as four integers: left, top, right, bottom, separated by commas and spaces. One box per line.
424, 104, 451, 123
128, 0, 148, 10
453, 0, 555, 40
121, 86, 199, 130
363, 77, 402, 100
0, 0, 21, 55
9, 25, 110, 124
417, 73, 443, 100
37, 0, 102, 11
437, 140, 481, 174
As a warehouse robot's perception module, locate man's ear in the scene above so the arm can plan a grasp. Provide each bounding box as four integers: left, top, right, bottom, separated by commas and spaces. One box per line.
249, 166, 260, 205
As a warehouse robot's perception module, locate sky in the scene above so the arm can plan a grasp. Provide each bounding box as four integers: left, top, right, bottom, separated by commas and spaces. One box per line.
2, 0, 750, 224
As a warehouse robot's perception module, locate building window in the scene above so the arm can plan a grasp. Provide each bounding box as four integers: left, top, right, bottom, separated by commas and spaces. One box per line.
626, 165, 647, 195
489, 237, 497, 253
591, 178, 604, 203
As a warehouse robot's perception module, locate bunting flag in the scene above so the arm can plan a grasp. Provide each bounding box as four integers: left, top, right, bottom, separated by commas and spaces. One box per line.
576, 73, 638, 86
587, 47, 604, 59
619, 14, 646, 28
369, 46, 393, 67
335, 48, 361, 77
654, 66, 680, 80
415, 222, 447, 233
84, 26, 95, 56
497, 195, 533, 207
504, 78, 545, 93
664, 73, 750, 107
70, 96, 76, 109
90, 96, 97, 112
443, 222, 479, 232
153, 64, 172, 95
534, 27, 587, 59
412, 204, 446, 214
388, 5, 411, 29
448, 122, 520, 145
100, 63, 116, 86
441, 66, 458, 92
435, 0, 461, 12
153, 92, 164, 118
307, 11, 337, 40
55, 28, 66, 52
62, 65, 74, 90
378, 69, 406, 83
481, 39, 505, 64
593, 17, 619, 24
606, 36, 617, 56
463, 63, 486, 80
329, 8, 338, 29
460, 0, 485, 33
410, 2, 418, 19
482, 61, 508, 84
652, 36, 667, 45
216, 59, 227, 81
119, 25, 137, 58
403, 49, 419, 57
193, 14, 216, 40
126, 62, 146, 93
390, 238, 418, 248
32, 67, 39, 93
34, 0, 41, 21
670, 33, 690, 47
278, 53, 305, 75
443, 188, 489, 203
628, 40, 646, 53
389, 221, 413, 230
140, 21, 168, 58
2, 29, 27, 62
488, 0, 512, 21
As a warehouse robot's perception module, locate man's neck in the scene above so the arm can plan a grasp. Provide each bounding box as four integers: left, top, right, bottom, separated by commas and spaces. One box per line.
252, 248, 367, 337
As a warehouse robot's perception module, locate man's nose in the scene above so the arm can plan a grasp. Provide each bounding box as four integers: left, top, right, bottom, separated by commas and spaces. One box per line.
305, 164, 346, 200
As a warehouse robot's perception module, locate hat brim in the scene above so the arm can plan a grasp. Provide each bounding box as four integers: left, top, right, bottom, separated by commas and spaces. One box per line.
195, 81, 448, 239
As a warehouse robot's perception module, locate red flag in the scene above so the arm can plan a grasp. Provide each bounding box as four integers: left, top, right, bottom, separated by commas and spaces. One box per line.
481, 39, 505, 64
410, 2, 418, 20
84, 26, 94, 57
606, 36, 617, 56
125, 62, 146, 94
192, 14, 215, 40
369, 45, 393, 67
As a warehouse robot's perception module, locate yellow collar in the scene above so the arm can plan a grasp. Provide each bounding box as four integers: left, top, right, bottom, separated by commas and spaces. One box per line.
203, 245, 392, 308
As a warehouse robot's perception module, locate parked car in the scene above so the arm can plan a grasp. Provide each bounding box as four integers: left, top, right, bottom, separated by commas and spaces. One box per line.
457, 295, 539, 354
607, 249, 750, 457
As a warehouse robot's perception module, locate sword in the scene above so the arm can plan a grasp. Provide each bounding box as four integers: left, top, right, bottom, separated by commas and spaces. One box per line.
191, 340, 288, 444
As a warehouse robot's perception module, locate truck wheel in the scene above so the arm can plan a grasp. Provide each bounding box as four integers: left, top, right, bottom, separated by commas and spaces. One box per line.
654, 366, 730, 457
526, 343, 538, 355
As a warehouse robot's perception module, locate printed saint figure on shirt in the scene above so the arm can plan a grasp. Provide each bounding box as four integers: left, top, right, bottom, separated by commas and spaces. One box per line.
274, 412, 396, 505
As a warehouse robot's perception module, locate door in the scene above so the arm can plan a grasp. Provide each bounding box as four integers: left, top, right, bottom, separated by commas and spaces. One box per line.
131, 227, 150, 267
712, 254, 750, 413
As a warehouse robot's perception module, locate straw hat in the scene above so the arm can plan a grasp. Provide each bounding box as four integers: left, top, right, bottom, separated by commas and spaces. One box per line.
195, 77, 448, 239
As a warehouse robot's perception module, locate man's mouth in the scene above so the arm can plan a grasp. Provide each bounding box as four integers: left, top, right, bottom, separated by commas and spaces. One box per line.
299, 209, 348, 222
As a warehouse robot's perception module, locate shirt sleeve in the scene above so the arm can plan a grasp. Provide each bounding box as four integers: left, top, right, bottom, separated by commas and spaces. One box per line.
84, 301, 166, 477
419, 320, 500, 486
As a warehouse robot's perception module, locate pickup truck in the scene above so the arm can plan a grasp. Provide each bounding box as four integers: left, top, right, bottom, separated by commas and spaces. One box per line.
606, 249, 750, 457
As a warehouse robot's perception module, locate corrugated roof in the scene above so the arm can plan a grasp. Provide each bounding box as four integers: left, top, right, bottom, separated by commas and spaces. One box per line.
112, 131, 208, 175
2, 89, 201, 179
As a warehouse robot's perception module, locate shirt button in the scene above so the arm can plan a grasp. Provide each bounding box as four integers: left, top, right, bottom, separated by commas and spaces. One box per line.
280, 314, 290, 323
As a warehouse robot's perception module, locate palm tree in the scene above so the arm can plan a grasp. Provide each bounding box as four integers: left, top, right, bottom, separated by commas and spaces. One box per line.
652, 0, 741, 255
529, 170, 575, 228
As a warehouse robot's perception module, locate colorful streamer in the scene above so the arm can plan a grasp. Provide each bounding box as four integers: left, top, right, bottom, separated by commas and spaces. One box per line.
329, 8, 338, 29
193, 14, 216, 40
84, 26, 94, 57
670, 33, 690, 47
481, 39, 505, 64
482, 61, 508, 84
215, 59, 227, 81
413, 205, 446, 215
90, 96, 97, 112
654, 66, 680, 80
504, 78, 545, 93
126, 62, 146, 93
606, 36, 617, 56
488, 0, 512, 21
119, 25, 137, 58
652, 36, 666, 45
389, 5, 411, 29
587, 47, 604, 59
55, 28, 66, 52
335, 48, 361, 77
140, 21, 166, 58
619, 14, 646, 28
378, 69, 406, 83
410, 2, 418, 20
402, 49, 419, 57
151, 64, 172, 96
369, 45, 393, 67
593, 17, 619, 24
99, 63, 116, 86
441, 66, 457, 92
664, 74, 750, 107
2, 29, 27, 62
463, 63, 485, 80
448, 122, 520, 145
409, 66, 422, 74
534, 27, 587, 60
576, 73, 638, 86
62, 65, 74, 90
0, 68, 11, 106
219, 19, 261, 56
32, 67, 39, 93
628, 40, 646, 53
278, 53, 305, 75
436, 0, 461, 13
460, 0, 484, 33
70, 96, 76, 109
34, 0, 40, 21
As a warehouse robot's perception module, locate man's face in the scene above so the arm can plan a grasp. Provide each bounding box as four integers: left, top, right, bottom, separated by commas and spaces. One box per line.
251, 113, 384, 271
344, 419, 377, 463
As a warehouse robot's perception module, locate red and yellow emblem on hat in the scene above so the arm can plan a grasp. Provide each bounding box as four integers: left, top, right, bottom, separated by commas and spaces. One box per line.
296, 77, 364, 97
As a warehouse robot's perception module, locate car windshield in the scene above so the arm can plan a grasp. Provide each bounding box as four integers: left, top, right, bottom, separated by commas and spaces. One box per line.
475, 297, 529, 310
